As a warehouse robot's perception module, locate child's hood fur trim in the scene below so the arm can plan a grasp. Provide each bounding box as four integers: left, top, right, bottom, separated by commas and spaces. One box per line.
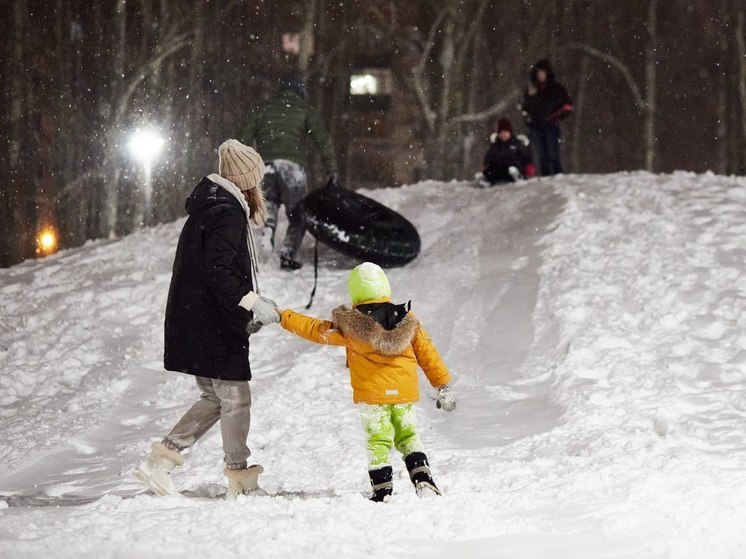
331, 305, 417, 356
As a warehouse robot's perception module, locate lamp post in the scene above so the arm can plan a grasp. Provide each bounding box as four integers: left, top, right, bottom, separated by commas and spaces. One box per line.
127, 128, 165, 227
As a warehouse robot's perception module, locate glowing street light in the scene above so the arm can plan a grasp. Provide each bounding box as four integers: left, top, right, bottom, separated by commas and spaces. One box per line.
127, 128, 165, 226
36, 227, 59, 256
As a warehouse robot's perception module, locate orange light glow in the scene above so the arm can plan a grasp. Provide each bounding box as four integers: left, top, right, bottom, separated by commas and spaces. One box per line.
36, 227, 59, 256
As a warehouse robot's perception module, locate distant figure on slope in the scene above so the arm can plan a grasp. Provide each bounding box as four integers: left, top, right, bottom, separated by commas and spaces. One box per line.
276, 262, 456, 502
242, 73, 338, 271
477, 118, 535, 186
521, 59, 573, 176
136, 139, 280, 499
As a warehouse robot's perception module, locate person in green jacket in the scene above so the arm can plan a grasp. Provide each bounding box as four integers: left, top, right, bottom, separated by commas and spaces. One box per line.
242, 73, 338, 270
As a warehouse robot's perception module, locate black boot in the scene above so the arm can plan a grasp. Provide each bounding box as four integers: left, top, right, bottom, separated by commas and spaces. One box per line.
280, 253, 303, 270
404, 452, 441, 497
368, 465, 393, 502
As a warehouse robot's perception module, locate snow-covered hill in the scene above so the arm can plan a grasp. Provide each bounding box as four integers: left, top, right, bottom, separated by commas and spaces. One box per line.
0, 172, 745, 558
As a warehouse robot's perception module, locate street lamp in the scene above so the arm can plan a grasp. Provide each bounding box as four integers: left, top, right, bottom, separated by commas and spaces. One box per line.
127, 128, 165, 226
36, 226, 59, 256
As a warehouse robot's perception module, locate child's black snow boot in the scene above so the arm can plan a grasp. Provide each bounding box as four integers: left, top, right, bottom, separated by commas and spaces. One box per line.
368, 465, 393, 502
404, 451, 441, 497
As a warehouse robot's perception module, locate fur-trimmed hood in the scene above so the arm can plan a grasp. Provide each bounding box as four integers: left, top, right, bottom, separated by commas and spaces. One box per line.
332, 305, 417, 356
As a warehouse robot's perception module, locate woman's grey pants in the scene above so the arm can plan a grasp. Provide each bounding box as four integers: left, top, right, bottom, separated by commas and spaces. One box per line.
163, 376, 252, 469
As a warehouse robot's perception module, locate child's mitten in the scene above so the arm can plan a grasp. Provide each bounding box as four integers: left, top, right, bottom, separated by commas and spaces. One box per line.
436, 384, 456, 412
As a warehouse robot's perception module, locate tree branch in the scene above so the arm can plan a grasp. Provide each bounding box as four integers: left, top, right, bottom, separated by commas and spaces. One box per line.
411, 8, 448, 131
445, 88, 521, 126
54, 170, 108, 201
114, 30, 194, 124
568, 42, 644, 108
455, 0, 490, 71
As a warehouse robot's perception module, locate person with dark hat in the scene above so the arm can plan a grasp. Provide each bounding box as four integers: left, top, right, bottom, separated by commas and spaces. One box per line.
521, 59, 573, 176
479, 118, 535, 186
242, 73, 338, 271
135, 139, 279, 499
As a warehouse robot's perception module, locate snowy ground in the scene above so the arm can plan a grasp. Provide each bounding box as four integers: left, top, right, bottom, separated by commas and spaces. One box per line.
0, 172, 745, 558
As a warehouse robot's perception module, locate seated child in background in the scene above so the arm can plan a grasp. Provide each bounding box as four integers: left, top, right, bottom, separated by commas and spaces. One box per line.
479, 118, 535, 186
277, 262, 456, 502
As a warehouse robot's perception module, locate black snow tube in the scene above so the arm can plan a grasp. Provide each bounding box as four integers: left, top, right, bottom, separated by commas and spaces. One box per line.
300, 186, 420, 267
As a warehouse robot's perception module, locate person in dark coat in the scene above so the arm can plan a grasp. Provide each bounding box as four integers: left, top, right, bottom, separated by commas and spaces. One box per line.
521, 59, 573, 176
243, 73, 338, 271
480, 118, 535, 185
136, 139, 279, 499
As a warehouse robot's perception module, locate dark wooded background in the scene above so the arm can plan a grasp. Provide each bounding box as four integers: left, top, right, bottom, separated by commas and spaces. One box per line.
1, 0, 743, 267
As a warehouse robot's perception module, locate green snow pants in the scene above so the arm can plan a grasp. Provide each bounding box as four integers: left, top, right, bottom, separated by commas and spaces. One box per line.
359, 403, 422, 467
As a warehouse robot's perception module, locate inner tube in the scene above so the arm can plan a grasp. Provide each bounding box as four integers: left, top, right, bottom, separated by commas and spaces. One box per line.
300, 186, 420, 267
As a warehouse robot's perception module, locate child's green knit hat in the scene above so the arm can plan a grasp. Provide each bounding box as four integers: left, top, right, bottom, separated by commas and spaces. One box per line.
348, 262, 391, 305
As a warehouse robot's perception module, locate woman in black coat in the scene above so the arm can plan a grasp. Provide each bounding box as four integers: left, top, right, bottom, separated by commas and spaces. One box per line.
521, 59, 573, 176
136, 139, 279, 499
164, 173, 261, 380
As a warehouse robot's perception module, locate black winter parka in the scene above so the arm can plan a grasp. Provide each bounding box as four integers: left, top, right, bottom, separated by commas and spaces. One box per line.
164, 175, 255, 381
522, 62, 573, 130
483, 137, 533, 183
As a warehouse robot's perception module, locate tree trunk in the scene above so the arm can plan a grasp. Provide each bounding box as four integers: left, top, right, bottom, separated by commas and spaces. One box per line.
643, 0, 658, 172
571, 1, 594, 171
10, 2, 26, 171
462, 28, 482, 175
11, 0, 30, 261
103, 0, 127, 239
299, 0, 317, 76
736, 5, 746, 172
329, 3, 353, 187
716, 0, 729, 174
186, 1, 206, 200
434, 15, 456, 177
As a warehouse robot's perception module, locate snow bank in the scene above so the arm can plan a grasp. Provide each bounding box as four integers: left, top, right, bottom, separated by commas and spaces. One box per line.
0, 172, 745, 558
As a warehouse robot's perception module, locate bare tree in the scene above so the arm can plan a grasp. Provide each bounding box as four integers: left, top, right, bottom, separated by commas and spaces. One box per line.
736, 4, 746, 172
716, 0, 730, 174
1, 1, 745, 268
569, 0, 659, 171
9, 0, 30, 262
643, 0, 658, 171
405, 0, 501, 178
101, 0, 128, 239
299, 0, 318, 76
570, 1, 595, 171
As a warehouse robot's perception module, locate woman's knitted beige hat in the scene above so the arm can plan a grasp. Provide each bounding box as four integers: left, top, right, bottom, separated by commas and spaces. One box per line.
218, 139, 267, 225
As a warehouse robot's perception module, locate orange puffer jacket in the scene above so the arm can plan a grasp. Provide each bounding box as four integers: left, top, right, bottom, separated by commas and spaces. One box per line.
280, 303, 451, 405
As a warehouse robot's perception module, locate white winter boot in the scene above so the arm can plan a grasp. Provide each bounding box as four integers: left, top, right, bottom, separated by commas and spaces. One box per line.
134, 441, 184, 496
224, 464, 266, 499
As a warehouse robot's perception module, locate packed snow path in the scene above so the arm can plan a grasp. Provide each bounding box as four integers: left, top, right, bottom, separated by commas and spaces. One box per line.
0, 173, 744, 558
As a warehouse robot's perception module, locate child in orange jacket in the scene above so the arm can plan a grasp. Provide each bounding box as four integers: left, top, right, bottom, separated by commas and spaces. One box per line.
278, 262, 456, 501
